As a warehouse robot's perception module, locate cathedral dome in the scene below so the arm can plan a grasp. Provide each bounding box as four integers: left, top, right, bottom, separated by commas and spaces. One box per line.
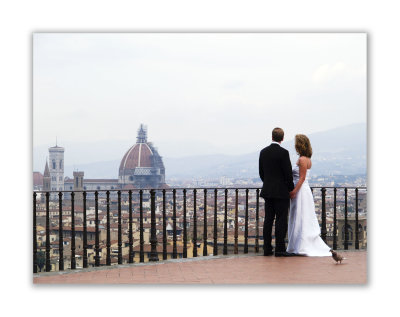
119, 142, 154, 171
118, 124, 166, 188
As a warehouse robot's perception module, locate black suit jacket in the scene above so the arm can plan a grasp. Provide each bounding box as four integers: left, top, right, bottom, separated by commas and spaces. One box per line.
259, 143, 295, 199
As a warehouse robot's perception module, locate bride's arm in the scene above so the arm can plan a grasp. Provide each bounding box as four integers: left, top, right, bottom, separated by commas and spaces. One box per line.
290, 157, 308, 199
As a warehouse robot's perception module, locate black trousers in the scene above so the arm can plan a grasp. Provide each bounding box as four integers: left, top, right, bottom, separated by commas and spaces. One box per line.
263, 198, 290, 253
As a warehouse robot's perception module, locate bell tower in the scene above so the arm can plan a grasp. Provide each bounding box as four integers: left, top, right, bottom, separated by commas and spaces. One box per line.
73, 171, 84, 205
49, 143, 65, 196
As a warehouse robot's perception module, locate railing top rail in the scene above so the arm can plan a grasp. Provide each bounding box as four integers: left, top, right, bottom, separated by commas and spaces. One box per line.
34, 186, 367, 194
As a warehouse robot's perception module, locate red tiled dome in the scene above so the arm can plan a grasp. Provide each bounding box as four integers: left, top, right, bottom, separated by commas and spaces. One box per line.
119, 143, 154, 171
119, 124, 166, 189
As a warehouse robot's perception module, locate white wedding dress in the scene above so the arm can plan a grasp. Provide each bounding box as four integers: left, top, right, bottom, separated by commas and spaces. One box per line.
286, 165, 331, 256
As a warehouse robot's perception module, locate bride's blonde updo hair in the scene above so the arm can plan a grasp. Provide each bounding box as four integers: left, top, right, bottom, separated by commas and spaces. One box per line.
295, 134, 313, 158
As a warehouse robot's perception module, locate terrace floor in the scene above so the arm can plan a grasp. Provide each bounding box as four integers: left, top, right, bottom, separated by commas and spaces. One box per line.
33, 251, 366, 284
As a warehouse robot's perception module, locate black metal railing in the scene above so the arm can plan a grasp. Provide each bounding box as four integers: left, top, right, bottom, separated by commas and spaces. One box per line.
33, 186, 367, 273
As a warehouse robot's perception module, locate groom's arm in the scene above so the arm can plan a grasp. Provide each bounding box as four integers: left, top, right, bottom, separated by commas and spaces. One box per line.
282, 150, 294, 191
259, 152, 264, 182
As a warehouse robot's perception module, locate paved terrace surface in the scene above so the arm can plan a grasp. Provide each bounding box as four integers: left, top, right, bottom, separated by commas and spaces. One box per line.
33, 251, 366, 284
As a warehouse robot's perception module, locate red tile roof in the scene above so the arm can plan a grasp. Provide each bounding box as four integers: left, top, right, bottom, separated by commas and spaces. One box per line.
33, 172, 44, 186
65, 179, 118, 183
123, 184, 137, 190
119, 143, 153, 170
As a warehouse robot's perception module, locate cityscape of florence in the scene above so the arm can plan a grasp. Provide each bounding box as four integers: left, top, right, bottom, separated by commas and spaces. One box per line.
33, 33, 367, 284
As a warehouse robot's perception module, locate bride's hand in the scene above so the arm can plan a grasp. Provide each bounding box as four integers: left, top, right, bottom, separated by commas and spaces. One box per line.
290, 190, 297, 199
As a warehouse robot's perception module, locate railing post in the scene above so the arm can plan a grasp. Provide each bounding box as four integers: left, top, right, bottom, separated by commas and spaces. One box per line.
255, 189, 260, 253
183, 189, 187, 258
82, 191, 87, 268
213, 189, 218, 256
244, 188, 249, 254
33, 192, 37, 273
234, 189, 238, 254
118, 190, 122, 264
333, 188, 337, 250
139, 190, 144, 262
172, 189, 177, 259
149, 189, 159, 261
203, 189, 208, 256
193, 189, 197, 257
162, 189, 167, 260
344, 188, 349, 250
106, 191, 111, 266
71, 192, 76, 270
94, 191, 100, 267
58, 191, 64, 271
128, 190, 134, 263
321, 188, 327, 243
223, 189, 228, 255
355, 188, 359, 249
45, 192, 50, 272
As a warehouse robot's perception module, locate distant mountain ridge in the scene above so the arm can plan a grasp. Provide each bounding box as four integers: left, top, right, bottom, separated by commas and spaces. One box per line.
62, 123, 366, 179
282, 122, 366, 176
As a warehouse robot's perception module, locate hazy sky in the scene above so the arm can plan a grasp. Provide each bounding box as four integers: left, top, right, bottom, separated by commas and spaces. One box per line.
33, 33, 366, 168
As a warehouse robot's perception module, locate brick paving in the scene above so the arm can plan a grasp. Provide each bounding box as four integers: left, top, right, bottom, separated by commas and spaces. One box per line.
33, 251, 366, 284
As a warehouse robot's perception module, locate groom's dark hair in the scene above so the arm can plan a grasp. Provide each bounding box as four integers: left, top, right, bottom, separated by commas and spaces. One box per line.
272, 127, 284, 142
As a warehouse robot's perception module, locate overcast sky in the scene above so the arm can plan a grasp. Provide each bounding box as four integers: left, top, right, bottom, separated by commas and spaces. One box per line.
33, 33, 366, 168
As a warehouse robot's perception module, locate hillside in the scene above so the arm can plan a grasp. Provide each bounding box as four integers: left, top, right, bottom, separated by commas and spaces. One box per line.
60, 122, 366, 179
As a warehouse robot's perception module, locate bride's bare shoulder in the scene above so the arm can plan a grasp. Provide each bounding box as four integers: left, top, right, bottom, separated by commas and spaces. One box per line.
298, 156, 307, 163
299, 156, 312, 169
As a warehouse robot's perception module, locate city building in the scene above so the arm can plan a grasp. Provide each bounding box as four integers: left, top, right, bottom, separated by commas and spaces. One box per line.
118, 124, 166, 189
35, 124, 168, 195
337, 216, 367, 249
49, 144, 65, 192
33, 172, 43, 191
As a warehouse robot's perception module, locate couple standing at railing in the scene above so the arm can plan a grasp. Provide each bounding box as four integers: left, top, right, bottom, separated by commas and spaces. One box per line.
259, 127, 331, 257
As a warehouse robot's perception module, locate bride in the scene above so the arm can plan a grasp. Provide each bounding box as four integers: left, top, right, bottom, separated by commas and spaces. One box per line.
287, 134, 331, 256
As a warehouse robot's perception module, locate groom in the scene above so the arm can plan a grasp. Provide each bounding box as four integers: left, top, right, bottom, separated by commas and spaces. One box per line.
259, 127, 295, 257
